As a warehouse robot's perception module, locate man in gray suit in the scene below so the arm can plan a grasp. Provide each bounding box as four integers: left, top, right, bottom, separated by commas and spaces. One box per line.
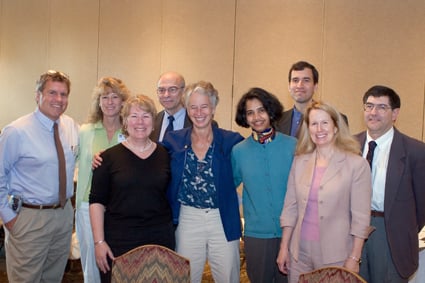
356, 85, 425, 282
150, 71, 191, 142
276, 61, 347, 137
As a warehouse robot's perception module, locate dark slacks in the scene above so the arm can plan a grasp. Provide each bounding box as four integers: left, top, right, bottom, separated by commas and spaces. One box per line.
360, 216, 407, 283
99, 221, 175, 283
244, 236, 288, 283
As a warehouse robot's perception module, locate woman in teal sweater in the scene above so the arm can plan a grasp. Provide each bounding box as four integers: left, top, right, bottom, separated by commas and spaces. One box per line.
231, 88, 296, 283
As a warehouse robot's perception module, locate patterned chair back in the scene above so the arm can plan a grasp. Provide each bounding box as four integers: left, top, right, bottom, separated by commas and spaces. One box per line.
298, 266, 367, 283
111, 244, 190, 283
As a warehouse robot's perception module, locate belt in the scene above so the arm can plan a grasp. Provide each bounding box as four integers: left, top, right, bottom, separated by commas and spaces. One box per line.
371, 210, 384, 217
22, 203, 62, 209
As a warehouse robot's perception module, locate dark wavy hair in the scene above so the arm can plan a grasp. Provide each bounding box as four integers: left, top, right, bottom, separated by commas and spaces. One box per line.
362, 85, 401, 109
235, 87, 283, 128
288, 61, 319, 84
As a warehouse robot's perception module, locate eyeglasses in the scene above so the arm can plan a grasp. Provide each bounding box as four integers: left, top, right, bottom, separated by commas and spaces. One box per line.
363, 103, 392, 113
157, 86, 184, 95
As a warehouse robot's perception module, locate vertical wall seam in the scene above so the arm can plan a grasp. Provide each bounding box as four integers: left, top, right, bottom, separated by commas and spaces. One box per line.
230, 0, 238, 131
423, 76, 425, 140
159, 0, 164, 72
320, 0, 326, 101
0, 0, 3, 61
96, 0, 101, 80
47, 0, 52, 68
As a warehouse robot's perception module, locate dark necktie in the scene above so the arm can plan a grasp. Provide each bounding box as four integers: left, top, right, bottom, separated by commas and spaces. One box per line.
366, 140, 377, 168
53, 123, 67, 208
165, 115, 174, 135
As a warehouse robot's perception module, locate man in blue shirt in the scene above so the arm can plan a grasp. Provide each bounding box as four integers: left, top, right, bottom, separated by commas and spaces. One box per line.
0, 70, 79, 282
150, 71, 190, 142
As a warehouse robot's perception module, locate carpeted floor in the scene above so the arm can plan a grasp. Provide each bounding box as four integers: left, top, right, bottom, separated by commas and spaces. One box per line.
0, 247, 249, 282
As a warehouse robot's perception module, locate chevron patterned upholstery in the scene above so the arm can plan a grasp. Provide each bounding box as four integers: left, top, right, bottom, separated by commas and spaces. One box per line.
111, 244, 190, 283
298, 266, 367, 283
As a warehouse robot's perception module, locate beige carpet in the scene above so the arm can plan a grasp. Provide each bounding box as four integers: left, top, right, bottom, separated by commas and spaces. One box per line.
0, 249, 249, 283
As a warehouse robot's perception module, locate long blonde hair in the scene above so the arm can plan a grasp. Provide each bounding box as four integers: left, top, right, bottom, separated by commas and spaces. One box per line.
87, 77, 130, 123
296, 101, 361, 156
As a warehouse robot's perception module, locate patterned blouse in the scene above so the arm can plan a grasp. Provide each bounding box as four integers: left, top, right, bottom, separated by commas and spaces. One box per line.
178, 144, 218, 209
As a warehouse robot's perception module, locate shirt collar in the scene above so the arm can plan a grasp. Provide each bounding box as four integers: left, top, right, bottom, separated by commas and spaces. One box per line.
93, 121, 104, 129
292, 107, 302, 118
34, 107, 57, 131
165, 107, 186, 120
367, 127, 394, 146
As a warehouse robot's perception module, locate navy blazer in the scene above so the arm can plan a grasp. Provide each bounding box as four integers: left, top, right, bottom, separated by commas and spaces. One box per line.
355, 128, 425, 278
162, 126, 244, 241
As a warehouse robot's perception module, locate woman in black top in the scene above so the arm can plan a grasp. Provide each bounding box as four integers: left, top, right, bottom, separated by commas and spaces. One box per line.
89, 94, 174, 283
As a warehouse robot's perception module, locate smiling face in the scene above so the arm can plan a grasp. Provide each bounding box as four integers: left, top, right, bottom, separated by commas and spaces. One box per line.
308, 109, 337, 148
245, 98, 271, 132
125, 105, 154, 141
157, 73, 185, 115
364, 96, 399, 139
99, 87, 124, 119
289, 68, 318, 106
187, 91, 215, 129
36, 79, 69, 121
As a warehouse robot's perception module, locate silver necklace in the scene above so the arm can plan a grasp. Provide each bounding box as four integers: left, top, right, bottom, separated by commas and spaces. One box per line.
126, 139, 153, 153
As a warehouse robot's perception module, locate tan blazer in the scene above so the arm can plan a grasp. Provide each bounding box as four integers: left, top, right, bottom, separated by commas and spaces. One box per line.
280, 149, 371, 264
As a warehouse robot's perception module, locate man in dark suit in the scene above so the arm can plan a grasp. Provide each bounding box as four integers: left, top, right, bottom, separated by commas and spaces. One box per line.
356, 85, 425, 283
150, 71, 191, 142
276, 61, 318, 136
276, 61, 347, 137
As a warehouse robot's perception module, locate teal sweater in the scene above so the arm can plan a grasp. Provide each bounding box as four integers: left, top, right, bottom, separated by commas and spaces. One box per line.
231, 132, 296, 238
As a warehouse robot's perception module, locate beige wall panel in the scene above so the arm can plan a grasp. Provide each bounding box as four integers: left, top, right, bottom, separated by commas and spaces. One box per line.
49, 0, 100, 124
322, 0, 425, 140
97, 0, 162, 106
233, 0, 324, 136
0, 0, 50, 128
159, 0, 236, 129
1, 0, 425, 139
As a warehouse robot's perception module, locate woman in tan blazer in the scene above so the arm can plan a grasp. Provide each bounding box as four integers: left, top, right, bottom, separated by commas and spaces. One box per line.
276, 101, 372, 283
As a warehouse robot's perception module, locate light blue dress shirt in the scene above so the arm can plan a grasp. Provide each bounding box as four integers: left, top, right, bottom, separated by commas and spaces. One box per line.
290, 107, 303, 137
0, 108, 79, 223
159, 107, 186, 141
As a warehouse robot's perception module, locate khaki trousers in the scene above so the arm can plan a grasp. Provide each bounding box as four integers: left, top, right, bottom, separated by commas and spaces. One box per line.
5, 200, 73, 283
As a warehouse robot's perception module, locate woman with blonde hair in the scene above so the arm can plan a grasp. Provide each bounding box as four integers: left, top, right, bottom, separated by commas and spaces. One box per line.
277, 101, 372, 283
90, 94, 174, 283
75, 77, 129, 283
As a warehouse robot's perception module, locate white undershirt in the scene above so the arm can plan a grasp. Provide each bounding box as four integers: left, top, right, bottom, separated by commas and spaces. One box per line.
363, 127, 394, 211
